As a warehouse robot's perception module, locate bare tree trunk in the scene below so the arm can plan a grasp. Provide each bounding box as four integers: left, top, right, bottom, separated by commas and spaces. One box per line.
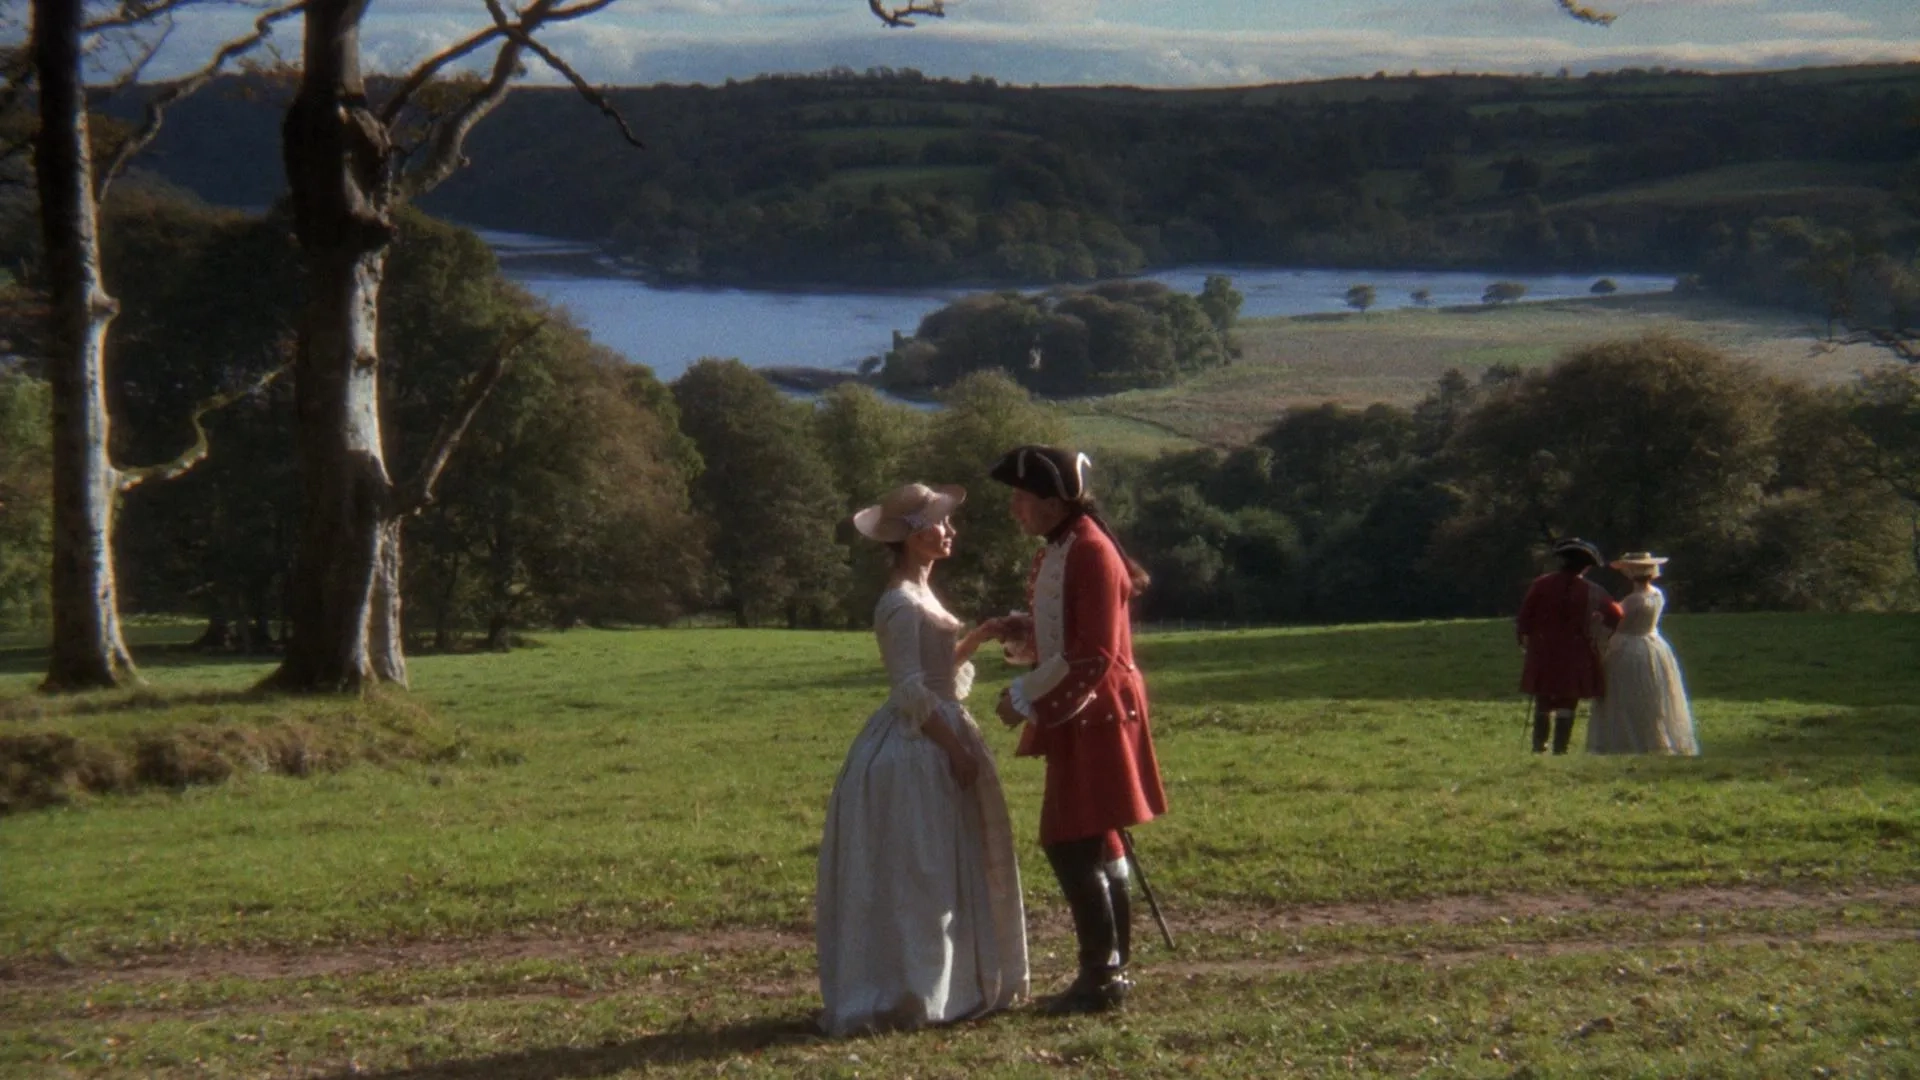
262, 0, 625, 692
34, 0, 136, 691
369, 520, 407, 683
264, 0, 400, 693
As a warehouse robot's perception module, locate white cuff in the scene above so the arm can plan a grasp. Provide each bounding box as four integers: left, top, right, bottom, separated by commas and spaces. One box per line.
1008, 677, 1036, 719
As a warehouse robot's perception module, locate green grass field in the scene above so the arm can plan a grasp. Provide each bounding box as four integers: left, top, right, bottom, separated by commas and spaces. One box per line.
1552, 161, 1901, 211
3, 613, 1916, 1077
1089, 294, 1903, 446
1062, 412, 1204, 458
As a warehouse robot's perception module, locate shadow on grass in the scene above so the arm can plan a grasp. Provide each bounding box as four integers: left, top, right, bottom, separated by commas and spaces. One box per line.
320, 1015, 824, 1079
0, 643, 280, 679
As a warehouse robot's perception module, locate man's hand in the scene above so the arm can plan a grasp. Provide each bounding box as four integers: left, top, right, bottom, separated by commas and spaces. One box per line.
975, 615, 1013, 640
945, 744, 979, 789
996, 687, 1025, 728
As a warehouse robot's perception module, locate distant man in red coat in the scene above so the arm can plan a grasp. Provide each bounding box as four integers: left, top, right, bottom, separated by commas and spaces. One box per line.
989, 444, 1167, 1014
1519, 537, 1624, 754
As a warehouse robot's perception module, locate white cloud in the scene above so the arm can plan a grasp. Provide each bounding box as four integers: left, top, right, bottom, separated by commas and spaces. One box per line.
1618, 0, 1766, 9
519, 16, 1920, 86
960, 0, 1103, 24
1763, 11, 1876, 35
95, 0, 1920, 89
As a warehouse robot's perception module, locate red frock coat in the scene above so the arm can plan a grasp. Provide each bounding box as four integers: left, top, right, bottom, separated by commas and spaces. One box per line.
1012, 516, 1168, 848
1517, 570, 1623, 702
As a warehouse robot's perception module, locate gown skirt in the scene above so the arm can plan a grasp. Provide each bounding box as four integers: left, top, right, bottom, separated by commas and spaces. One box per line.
1588, 630, 1698, 755
815, 692, 1028, 1036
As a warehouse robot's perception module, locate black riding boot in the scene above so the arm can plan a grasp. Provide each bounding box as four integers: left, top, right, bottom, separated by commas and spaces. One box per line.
1043, 838, 1128, 1014
1109, 864, 1133, 972
1552, 711, 1576, 755
1531, 706, 1551, 754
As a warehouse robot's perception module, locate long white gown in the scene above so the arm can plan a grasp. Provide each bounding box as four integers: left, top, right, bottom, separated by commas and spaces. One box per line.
815, 581, 1028, 1037
1588, 586, 1699, 755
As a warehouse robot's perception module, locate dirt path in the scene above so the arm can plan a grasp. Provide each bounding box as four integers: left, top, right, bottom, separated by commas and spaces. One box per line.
6, 882, 1915, 994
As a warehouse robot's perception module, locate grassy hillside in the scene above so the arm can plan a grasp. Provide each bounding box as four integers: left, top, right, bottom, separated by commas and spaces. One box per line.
1087, 293, 1903, 446
2, 612, 1915, 1075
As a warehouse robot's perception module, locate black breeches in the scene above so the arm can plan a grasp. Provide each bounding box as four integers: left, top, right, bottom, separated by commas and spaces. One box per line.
1531, 701, 1577, 754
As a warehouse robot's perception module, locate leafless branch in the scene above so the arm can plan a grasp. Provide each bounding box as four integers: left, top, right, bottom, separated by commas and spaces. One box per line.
484, 0, 644, 150
102, 16, 175, 99
867, 0, 945, 27
378, 0, 617, 125
393, 0, 545, 197
1843, 327, 1920, 364
393, 319, 546, 517
117, 362, 291, 493
1556, 0, 1616, 26
93, 0, 305, 201
379, 27, 507, 127
84, 0, 203, 36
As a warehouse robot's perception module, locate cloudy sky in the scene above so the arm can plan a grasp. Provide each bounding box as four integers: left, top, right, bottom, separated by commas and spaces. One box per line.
126, 0, 1920, 89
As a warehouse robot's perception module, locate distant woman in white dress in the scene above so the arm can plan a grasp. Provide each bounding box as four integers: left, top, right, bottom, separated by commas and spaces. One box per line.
1588, 552, 1699, 755
816, 482, 1029, 1037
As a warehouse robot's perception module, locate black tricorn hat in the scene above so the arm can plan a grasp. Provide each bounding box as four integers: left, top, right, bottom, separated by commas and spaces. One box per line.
990, 445, 1091, 501
1552, 537, 1603, 568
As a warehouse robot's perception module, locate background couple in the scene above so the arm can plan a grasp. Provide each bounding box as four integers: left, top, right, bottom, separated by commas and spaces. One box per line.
1518, 538, 1699, 757
814, 445, 1167, 1037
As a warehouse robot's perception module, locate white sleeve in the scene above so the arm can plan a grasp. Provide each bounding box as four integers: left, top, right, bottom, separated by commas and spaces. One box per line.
1008, 674, 1036, 719
1012, 655, 1071, 709
877, 599, 939, 726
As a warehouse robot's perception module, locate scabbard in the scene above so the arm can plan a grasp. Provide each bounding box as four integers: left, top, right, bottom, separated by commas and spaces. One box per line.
1119, 829, 1175, 951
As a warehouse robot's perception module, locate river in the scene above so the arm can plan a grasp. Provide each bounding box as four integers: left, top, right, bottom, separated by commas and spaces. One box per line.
478, 230, 1675, 382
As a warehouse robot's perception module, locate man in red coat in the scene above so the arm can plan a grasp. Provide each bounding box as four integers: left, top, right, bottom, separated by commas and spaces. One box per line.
989, 445, 1168, 1014
1519, 537, 1624, 754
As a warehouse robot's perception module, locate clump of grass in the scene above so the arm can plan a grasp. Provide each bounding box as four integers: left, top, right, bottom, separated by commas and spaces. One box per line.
0, 691, 461, 813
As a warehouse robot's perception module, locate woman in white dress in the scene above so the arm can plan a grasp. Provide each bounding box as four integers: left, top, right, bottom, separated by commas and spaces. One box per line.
816, 482, 1029, 1037
1587, 552, 1699, 756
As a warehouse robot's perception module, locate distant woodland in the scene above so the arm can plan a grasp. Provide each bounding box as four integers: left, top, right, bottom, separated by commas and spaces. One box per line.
2, 63, 1917, 650
104, 65, 1920, 291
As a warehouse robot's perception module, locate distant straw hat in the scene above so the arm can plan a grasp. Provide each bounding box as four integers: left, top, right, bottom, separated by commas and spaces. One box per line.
851, 483, 966, 543
1611, 551, 1669, 576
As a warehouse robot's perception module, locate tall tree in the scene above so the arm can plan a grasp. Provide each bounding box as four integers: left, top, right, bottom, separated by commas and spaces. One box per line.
812, 383, 928, 626
1847, 368, 1920, 575
672, 359, 847, 627
1434, 335, 1781, 607
267, 0, 640, 691
906, 369, 1067, 614
385, 215, 706, 645
29, 0, 128, 688
23, 0, 295, 690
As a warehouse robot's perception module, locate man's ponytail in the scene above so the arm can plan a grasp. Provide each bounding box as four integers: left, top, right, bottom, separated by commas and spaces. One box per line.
1078, 501, 1150, 595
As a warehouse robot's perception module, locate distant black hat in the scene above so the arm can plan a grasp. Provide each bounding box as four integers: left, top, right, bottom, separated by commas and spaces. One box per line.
990, 445, 1092, 502
1552, 537, 1603, 568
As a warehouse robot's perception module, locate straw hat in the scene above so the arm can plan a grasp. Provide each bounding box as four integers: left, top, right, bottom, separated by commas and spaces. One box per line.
851, 483, 966, 543
1611, 551, 1669, 577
